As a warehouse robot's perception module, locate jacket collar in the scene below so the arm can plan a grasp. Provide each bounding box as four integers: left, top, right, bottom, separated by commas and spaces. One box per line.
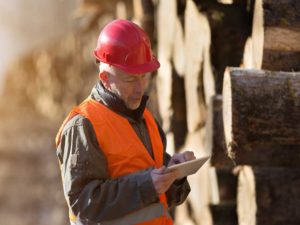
90, 82, 149, 122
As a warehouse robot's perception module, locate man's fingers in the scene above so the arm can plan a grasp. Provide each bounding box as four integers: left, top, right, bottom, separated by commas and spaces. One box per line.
184, 151, 196, 161
151, 168, 179, 194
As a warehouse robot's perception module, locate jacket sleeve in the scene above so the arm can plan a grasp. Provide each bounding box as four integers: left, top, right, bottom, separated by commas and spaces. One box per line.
56, 115, 159, 223
155, 120, 191, 207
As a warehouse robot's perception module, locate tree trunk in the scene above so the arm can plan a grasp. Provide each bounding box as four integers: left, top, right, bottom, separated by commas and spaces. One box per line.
252, 0, 300, 71
222, 68, 300, 167
238, 166, 300, 225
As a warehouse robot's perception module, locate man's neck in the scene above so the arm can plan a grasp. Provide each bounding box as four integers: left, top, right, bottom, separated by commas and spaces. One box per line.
90, 82, 148, 122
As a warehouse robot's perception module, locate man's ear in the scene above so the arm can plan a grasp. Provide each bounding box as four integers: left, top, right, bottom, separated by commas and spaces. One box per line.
99, 71, 110, 89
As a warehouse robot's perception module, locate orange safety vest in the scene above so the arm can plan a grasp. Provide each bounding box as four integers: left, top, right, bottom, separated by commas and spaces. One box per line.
56, 98, 173, 225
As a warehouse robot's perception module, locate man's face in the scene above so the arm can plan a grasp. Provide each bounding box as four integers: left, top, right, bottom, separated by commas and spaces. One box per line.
105, 68, 150, 110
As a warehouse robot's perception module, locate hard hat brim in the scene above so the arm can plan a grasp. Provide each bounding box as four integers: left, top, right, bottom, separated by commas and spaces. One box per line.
113, 58, 160, 74
94, 51, 160, 74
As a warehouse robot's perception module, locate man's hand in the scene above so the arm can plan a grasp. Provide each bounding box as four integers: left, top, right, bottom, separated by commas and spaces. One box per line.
151, 167, 179, 195
151, 151, 195, 195
168, 151, 196, 167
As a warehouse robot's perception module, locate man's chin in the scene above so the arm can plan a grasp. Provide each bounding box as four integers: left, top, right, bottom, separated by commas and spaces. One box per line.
127, 101, 141, 110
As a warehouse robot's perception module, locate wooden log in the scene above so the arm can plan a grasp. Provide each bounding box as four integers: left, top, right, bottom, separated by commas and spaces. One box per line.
132, 0, 154, 42
242, 37, 253, 69
73, 0, 122, 31
222, 68, 300, 167
210, 203, 237, 225
252, 0, 300, 71
172, 16, 185, 77
205, 95, 234, 168
170, 67, 187, 150
184, 0, 215, 132
215, 168, 237, 203
157, 0, 176, 61
116, 1, 127, 19
199, 0, 252, 94
156, 60, 172, 132
203, 45, 216, 112
156, 0, 176, 132
238, 166, 300, 225
179, 129, 213, 225
174, 201, 196, 225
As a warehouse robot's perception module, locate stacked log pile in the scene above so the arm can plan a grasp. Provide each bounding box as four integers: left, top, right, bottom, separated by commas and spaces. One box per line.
225, 0, 300, 224
155, 0, 300, 224
223, 68, 300, 225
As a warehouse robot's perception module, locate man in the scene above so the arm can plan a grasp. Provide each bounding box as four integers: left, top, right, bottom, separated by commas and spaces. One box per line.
56, 19, 195, 225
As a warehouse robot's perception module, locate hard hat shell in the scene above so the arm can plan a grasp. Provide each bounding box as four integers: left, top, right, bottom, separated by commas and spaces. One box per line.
93, 19, 160, 74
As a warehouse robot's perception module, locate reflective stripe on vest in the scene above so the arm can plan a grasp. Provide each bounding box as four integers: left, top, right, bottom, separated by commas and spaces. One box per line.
56, 98, 173, 225
71, 203, 172, 225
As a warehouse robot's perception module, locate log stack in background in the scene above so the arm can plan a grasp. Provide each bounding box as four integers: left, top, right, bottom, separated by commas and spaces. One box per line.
223, 68, 300, 167
223, 68, 300, 225
156, 0, 253, 224
227, 0, 300, 224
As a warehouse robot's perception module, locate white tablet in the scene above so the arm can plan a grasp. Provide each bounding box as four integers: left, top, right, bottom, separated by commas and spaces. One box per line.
165, 156, 210, 179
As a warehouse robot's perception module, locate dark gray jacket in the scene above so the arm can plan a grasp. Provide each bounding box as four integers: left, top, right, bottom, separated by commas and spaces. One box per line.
56, 82, 190, 224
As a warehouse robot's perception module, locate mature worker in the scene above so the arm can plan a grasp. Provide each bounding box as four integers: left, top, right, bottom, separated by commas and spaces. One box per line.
56, 19, 195, 225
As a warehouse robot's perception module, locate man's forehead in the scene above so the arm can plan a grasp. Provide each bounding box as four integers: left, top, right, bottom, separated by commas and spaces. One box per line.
111, 67, 146, 78
100, 62, 149, 78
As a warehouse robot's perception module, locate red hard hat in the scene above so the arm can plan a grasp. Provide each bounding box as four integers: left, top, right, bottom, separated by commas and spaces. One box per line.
93, 19, 160, 74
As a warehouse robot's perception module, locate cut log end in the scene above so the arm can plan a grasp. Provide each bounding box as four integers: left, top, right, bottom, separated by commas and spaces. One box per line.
222, 68, 233, 156
221, 68, 300, 166
252, 0, 263, 69
237, 166, 256, 225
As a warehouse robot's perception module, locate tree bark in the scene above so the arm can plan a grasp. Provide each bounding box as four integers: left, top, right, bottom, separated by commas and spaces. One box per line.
252, 0, 300, 71
222, 68, 300, 167
238, 166, 300, 225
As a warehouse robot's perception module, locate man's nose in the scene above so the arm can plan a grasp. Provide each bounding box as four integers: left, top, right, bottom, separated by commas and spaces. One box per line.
135, 78, 145, 93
